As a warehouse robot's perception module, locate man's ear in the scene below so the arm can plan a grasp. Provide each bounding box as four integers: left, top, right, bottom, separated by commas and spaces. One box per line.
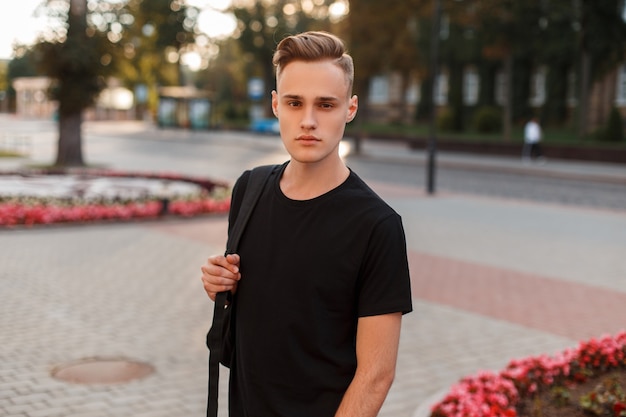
346, 95, 358, 123
271, 90, 278, 117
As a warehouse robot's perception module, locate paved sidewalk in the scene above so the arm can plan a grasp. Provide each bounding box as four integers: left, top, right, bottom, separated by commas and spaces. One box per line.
1, 118, 626, 417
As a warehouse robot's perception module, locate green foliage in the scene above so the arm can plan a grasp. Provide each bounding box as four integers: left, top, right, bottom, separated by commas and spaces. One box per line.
550, 386, 571, 407
471, 106, 502, 133
0, 61, 7, 92
595, 108, 625, 143
436, 108, 455, 132
543, 64, 569, 126
7, 49, 39, 96
583, 0, 626, 80
35, 33, 110, 115
117, 0, 196, 88
580, 376, 626, 416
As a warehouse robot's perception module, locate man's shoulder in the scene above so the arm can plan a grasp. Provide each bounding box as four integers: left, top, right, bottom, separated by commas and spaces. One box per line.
343, 171, 399, 217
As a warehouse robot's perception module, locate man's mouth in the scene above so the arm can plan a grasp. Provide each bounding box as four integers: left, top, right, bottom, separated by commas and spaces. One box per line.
297, 135, 320, 142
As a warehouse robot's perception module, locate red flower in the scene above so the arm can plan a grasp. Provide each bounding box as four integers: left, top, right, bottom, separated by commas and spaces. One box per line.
431, 331, 626, 417
0, 170, 231, 227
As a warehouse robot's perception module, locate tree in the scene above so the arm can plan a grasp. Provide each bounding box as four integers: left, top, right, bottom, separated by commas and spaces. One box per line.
576, 0, 626, 136
115, 0, 198, 110
33, 0, 197, 167
348, 0, 426, 123
35, 0, 109, 167
457, 0, 545, 141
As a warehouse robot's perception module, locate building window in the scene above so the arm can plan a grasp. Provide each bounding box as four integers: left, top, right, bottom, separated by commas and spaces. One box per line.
529, 66, 547, 107
369, 76, 389, 105
616, 64, 626, 106
440, 14, 450, 40
434, 72, 448, 106
463, 67, 479, 106
406, 79, 421, 105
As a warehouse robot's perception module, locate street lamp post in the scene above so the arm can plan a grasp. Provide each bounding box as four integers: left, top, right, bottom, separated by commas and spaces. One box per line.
427, 0, 442, 195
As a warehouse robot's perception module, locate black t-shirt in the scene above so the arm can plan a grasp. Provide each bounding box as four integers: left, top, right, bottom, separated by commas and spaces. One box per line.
228, 162, 412, 417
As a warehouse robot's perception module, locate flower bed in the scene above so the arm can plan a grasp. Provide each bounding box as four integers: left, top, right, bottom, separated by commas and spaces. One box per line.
0, 169, 231, 227
430, 331, 626, 417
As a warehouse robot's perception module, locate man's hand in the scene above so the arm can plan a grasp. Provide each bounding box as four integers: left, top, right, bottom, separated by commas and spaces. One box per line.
201, 254, 241, 301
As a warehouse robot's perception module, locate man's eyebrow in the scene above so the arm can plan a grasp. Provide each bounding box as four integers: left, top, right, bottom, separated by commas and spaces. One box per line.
280, 94, 340, 102
281, 94, 302, 100
317, 96, 340, 102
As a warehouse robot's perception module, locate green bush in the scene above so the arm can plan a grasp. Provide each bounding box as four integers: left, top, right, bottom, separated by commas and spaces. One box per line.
601, 107, 625, 142
437, 108, 455, 132
471, 106, 502, 133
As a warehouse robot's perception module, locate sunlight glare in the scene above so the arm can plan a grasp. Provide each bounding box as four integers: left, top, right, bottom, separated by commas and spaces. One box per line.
197, 8, 237, 39
186, 0, 231, 12
339, 141, 351, 160
0, 0, 50, 59
182, 51, 203, 71
329, 1, 349, 20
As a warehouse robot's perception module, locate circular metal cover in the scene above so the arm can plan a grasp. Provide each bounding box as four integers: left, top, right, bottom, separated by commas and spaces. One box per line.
51, 358, 155, 384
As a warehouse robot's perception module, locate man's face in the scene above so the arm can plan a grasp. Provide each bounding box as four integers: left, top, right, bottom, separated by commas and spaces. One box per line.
272, 59, 358, 166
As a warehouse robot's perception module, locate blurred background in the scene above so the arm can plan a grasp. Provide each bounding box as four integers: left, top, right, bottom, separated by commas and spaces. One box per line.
1, 0, 626, 168
1, 3, 626, 417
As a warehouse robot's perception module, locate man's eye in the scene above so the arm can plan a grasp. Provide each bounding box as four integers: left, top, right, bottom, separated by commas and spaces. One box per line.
319, 103, 334, 109
287, 101, 301, 107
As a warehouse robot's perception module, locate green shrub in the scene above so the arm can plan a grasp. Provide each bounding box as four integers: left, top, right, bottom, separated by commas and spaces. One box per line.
472, 106, 502, 133
601, 107, 625, 142
437, 108, 455, 132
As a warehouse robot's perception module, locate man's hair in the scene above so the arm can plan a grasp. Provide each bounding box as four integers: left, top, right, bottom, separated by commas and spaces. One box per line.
273, 31, 354, 95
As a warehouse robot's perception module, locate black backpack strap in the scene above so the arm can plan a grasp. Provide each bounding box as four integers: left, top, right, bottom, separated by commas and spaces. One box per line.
207, 164, 277, 417
224, 165, 277, 255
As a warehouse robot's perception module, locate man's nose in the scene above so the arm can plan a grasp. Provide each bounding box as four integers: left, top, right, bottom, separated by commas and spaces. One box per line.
300, 105, 317, 129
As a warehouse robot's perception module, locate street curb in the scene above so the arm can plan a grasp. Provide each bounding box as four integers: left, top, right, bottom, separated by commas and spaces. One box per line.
411, 388, 448, 417
346, 143, 626, 186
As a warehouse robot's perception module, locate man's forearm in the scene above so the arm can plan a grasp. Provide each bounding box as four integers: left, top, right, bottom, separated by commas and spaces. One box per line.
335, 313, 402, 416
334, 369, 394, 417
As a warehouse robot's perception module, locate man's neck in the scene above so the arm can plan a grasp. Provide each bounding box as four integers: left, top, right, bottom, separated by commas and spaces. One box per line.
280, 159, 350, 201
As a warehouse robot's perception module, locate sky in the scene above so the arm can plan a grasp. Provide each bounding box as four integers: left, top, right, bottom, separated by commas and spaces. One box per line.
0, 0, 237, 61
0, 0, 347, 63
0, 0, 49, 60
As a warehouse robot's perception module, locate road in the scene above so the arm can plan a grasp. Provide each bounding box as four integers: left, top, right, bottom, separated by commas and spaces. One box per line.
346, 155, 626, 212
2, 117, 625, 211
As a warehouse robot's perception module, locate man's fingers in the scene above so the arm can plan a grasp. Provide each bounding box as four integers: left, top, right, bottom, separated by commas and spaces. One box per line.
225, 253, 241, 269
204, 255, 240, 278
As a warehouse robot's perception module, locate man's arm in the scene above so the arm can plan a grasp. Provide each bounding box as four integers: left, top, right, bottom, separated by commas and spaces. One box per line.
335, 312, 402, 417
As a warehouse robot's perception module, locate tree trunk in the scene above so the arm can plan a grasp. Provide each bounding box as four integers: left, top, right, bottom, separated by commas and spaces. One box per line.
54, 0, 87, 168
56, 111, 85, 167
502, 53, 513, 142
578, 50, 591, 138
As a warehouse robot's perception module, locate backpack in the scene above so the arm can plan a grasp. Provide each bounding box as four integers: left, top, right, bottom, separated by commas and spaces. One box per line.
206, 164, 277, 417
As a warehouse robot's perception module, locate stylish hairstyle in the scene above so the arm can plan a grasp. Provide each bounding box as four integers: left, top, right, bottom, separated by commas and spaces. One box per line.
272, 31, 354, 95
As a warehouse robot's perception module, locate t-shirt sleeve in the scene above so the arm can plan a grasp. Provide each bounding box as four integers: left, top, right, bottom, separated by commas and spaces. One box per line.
356, 213, 413, 317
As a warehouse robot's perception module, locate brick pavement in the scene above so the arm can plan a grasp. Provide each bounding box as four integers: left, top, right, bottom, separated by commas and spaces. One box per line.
4, 189, 623, 417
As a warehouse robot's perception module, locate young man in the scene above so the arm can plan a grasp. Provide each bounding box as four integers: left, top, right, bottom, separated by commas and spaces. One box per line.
201, 31, 412, 417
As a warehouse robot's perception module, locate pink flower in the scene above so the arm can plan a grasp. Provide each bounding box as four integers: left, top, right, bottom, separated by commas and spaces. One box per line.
430, 331, 626, 417
0, 170, 231, 227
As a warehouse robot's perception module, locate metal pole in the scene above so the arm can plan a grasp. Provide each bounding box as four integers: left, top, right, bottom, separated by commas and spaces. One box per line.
427, 0, 442, 195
